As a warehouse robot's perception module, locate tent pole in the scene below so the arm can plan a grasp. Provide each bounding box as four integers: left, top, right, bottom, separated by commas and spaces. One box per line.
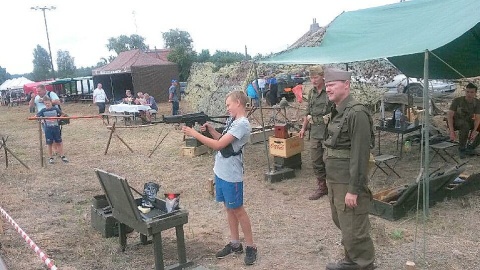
252, 61, 271, 173
422, 50, 430, 218
109, 76, 114, 101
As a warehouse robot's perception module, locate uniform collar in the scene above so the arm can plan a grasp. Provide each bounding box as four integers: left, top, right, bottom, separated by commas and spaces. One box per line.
335, 95, 354, 114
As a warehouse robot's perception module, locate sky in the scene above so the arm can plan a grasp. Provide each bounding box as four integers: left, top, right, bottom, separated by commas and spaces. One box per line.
1, 0, 400, 75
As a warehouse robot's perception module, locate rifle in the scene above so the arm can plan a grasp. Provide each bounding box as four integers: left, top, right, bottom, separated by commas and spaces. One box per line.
156, 112, 229, 137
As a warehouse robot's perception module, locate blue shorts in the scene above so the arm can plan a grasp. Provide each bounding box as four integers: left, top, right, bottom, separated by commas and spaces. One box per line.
215, 175, 243, 209
45, 126, 62, 145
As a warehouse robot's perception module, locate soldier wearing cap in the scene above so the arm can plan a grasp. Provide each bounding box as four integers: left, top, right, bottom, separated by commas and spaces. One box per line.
323, 68, 375, 270
299, 65, 333, 200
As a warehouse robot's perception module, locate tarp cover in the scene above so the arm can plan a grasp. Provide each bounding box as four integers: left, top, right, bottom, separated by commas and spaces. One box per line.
260, 0, 480, 79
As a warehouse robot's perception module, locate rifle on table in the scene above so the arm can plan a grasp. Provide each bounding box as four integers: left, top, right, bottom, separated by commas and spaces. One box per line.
155, 112, 229, 137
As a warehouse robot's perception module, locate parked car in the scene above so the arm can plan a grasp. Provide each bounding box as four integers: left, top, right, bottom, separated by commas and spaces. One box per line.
383, 74, 456, 97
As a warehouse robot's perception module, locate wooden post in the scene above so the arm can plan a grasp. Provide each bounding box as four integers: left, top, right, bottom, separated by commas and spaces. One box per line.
104, 122, 116, 155
208, 178, 214, 197
1, 137, 8, 168
38, 121, 44, 167
0, 216, 3, 234
115, 135, 134, 153
2, 144, 30, 170
406, 261, 416, 270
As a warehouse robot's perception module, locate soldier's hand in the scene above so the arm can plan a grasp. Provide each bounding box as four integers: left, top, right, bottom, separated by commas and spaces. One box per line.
449, 131, 456, 142
470, 130, 479, 141
299, 128, 305, 138
345, 193, 358, 209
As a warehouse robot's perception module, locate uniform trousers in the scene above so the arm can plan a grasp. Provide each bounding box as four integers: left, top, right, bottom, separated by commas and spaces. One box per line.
326, 182, 375, 268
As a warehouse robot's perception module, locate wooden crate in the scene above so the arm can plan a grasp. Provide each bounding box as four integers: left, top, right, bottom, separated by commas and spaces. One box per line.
181, 145, 209, 157
269, 134, 304, 158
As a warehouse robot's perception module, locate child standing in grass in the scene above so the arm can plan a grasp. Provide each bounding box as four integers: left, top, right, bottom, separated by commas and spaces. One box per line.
181, 90, 257, 265
36, 96, 69, 164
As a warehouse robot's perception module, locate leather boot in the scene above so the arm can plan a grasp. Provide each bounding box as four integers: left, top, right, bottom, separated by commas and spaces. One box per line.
325, 259, 374, 270
308, 178, 328, 200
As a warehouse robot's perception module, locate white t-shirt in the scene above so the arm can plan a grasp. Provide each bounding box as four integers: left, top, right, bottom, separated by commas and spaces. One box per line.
257, 78, 266, 89
93, 88, 107, 103
213, 117, 251, 183
34, 91, 59, 112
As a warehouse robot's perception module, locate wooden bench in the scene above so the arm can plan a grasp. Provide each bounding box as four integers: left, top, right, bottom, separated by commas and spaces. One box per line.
101, 113, 133, 126
79, 98, 93, 103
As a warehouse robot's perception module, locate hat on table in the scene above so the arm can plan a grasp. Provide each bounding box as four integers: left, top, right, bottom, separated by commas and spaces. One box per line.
324, 68, 352, 83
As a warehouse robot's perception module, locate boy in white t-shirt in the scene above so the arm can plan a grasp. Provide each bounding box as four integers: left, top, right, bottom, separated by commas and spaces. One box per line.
181, 90, 257, 265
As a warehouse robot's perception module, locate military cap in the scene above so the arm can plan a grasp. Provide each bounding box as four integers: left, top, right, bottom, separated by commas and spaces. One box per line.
308, 65, 324, 76
324, 68, 352, 83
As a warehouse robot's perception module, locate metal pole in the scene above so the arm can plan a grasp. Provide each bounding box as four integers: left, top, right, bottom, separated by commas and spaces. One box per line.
42, 8, 55, 79
32, 6, 56, 79
422, 50, 430, 217
252, 61, 272, 173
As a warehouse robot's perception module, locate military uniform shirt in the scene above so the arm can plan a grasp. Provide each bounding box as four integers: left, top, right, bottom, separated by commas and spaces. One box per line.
449, 96, 480, 124
324, 95, 372, 194
305, 86, 331, 140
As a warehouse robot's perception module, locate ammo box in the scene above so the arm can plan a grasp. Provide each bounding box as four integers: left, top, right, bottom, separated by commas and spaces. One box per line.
370, 167, 463, 221
91, 195, 132, 238
269, 134, 304, 158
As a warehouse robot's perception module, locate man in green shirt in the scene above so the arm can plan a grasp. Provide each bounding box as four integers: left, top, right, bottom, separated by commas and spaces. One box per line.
299, 65, 332, 200
323, 68, 375, 270
447, 83, 480, 158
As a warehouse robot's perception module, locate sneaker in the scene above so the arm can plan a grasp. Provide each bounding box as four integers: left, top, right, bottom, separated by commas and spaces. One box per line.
216, 243, 243, 259
48, 157, 55, 164
61, 156, 69, 163
244, 246, 257, 265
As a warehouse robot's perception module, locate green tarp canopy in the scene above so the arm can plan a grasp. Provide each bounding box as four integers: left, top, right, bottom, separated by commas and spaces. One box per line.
260, 0, 480, 79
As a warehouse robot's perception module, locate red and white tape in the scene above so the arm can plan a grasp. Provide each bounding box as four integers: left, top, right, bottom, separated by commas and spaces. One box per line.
0, 206, 57, 270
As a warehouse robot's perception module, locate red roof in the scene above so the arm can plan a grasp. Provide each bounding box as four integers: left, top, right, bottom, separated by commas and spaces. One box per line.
146, 49, 172, 62
92, 49, 175, 75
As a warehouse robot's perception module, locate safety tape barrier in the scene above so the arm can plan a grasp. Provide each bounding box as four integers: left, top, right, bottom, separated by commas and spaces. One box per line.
0, 206, 57, 270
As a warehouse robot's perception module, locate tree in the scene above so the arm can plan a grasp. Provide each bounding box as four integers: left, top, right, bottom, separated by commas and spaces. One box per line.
0, 66, 11, 85
167, 46, 196, 81
162, 29, 193, 50
56, 50, 76, 78
32, 45, 52, 81
196, 49, 211, 63
106, 34, 148, 55
210, 50, 250, 70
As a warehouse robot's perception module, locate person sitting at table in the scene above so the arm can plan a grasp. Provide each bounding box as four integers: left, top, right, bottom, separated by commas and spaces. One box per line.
123, 89, 135, 104
144, 93, 158, 122
135, 92, 146, 105
447, 82, 480, 158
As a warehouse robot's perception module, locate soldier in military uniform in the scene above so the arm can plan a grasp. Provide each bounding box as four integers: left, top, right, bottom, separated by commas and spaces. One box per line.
323, 68, 375, 270
299, 65, 332, 200
447, 82, 480, 159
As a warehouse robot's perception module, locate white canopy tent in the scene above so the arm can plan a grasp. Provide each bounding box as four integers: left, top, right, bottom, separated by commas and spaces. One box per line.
0, 77, 33, 91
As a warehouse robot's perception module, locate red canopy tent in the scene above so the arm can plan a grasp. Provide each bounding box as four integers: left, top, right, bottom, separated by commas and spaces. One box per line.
23, 81, 55, 95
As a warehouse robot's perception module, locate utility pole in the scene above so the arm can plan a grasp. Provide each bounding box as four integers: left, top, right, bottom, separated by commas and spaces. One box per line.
31, 6, 56, 79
